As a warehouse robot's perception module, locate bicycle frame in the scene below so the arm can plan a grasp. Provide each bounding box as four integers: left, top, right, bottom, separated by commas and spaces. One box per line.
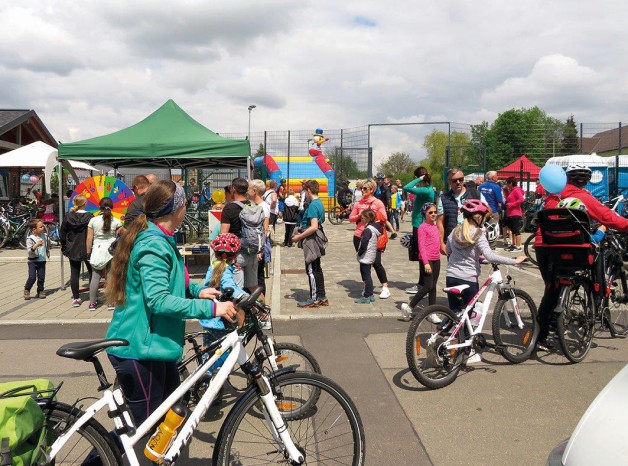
437, 267, 524, 352
49, 329, 305, 466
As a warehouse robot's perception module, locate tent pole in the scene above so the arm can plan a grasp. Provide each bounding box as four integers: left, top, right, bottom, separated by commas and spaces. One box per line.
58, 159, 66, 290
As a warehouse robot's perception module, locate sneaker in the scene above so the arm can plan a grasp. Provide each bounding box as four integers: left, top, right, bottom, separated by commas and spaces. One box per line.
400, 303, 413, 321
466, 351, 482, 364
511, 246, 523, 252
315, 298, 329, 306
297, 298, 319, 308
24, 290, 31, 301
379, 287, 391, 299
72, 298, 82, 307
405, 285, 418, 294
88, 302, 97, 311
107, 304, 116, 311
37, 291, 46, 299
355, 296, 374, 304
535, 339, 554, 352
427, 313, 443, 324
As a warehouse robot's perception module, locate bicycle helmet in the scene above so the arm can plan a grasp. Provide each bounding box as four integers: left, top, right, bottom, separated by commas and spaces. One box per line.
400, 233, 413, 249
461, 199, 489, 218
485, 220, 500, 242
558, 197, 587, 211
565, 163, 592, 184
376, 172, 385, 180
210, 233, 241, 255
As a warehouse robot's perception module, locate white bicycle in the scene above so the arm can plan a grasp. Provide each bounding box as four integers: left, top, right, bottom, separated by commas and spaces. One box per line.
38, 288, 366, 465
406, 263, 539, 389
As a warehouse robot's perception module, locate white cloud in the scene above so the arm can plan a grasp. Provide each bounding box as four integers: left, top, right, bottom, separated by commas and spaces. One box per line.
1, 0, 628, 160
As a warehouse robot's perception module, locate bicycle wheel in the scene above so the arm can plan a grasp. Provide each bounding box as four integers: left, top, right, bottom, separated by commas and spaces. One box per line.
524, 234, 538, 266
604, 271, 628, 337
214, 371, 365, 466
44, 222, 61, 247
272, 342, 322, 374
328, 206, 342, 225
43, 401, 122, 466
557, 283, 595, 363
492, 288, 538, 363
177, 218, 193, 243
0, 222, 9, 248
405, 305, 465, 389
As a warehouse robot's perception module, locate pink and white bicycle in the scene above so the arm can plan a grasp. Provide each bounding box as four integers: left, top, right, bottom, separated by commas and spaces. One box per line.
405, 263, 539, 389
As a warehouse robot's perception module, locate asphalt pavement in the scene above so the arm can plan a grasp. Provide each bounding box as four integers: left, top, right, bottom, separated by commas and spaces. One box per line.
0, 221, 626, 465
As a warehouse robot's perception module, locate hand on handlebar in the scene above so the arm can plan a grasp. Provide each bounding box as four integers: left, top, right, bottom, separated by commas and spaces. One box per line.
214, 301, 237, 323
199, 287, 221, 300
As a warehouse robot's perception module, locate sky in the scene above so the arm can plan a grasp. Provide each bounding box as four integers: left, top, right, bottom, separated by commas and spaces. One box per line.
2, 0, 628, 166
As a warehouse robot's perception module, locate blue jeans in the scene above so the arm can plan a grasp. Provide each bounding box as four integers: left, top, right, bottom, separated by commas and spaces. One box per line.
25, 260, 46, 293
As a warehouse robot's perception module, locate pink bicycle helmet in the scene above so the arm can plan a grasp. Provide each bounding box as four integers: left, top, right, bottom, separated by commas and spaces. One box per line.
461, 199, 489, 218
210, 233, 241, 255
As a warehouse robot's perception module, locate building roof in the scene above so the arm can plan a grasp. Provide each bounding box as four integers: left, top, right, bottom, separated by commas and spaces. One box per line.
0, 109, 57, 151
581, 126, 628, 154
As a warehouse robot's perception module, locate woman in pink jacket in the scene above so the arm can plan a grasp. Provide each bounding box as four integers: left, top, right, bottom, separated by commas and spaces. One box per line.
504, 177, 525, 251
349, 178, 391, 299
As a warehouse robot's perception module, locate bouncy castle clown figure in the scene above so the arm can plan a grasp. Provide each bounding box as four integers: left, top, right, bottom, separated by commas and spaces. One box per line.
308, 128, 334, 176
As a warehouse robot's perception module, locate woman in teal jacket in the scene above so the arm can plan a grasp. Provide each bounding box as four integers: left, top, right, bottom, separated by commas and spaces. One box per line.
105, 180, 236, 426
403, 167, 436, 262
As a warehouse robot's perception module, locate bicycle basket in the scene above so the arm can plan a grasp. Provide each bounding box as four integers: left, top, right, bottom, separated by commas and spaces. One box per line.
0, 379, 55, 466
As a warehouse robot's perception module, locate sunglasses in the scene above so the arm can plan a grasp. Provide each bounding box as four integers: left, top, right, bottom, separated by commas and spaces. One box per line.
426, 211, 437, 215
360, 187, 369, 191
450, 177, 465, 183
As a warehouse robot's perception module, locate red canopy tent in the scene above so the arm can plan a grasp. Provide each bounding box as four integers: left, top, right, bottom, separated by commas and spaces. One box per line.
497, 155, 541, 179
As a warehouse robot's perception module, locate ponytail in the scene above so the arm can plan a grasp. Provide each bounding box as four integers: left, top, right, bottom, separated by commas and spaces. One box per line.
105, 214, 148, 306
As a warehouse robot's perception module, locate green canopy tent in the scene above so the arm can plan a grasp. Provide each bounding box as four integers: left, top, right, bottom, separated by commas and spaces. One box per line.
57, 99, 250, 169
55, 99, 250, 289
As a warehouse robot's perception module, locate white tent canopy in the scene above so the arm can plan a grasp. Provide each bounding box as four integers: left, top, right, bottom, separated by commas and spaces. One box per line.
0, 141, 99, 192
545, 153, 610, 167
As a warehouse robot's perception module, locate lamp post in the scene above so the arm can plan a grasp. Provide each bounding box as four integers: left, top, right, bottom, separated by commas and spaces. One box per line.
247, 105, 256, 179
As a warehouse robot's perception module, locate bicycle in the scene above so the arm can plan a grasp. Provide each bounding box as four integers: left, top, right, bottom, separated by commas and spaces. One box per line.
42, 287, 366, 465
328, 204, 351, 225
549, 230, 628, 363
178, 293, 322, 404
177, 212, 209, 243
0, 204, 41, 249
406, 263, 538, 389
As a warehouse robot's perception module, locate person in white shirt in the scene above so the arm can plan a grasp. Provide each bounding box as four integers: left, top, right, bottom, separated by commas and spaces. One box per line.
263, 180, 279, 232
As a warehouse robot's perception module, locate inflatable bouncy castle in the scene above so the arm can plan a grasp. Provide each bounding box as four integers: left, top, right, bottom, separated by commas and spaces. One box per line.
254, 129, 336, 205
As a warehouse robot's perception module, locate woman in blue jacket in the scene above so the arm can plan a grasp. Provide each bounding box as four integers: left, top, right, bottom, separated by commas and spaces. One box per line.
105, 180, 237, 425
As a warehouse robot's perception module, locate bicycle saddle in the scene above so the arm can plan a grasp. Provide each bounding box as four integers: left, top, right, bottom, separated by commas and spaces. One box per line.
56, 339, 129, 361
443, 285, 470, 294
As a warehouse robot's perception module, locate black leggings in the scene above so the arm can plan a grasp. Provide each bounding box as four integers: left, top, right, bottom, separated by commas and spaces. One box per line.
409, 259, 440, 307
108, 355, 180, 426
353, 236, 388, 284
68, 259, 92, 299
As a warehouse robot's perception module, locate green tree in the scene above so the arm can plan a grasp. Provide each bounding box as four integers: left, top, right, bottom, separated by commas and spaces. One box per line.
327, 146, 368, 181
255, 143, 266, 158
376, 152, 415, 177
559, 115, 579, 155
422, 130, 472, 189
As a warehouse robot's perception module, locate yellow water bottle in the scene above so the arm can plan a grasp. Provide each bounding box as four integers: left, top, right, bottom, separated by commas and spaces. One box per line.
144, 403, 187, 461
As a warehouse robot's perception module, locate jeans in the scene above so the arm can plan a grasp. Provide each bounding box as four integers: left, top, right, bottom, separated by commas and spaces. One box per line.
25, 260, 46, 293
409, 260, 441, 307
389, 209, 400, 231
359, 263, 374, 297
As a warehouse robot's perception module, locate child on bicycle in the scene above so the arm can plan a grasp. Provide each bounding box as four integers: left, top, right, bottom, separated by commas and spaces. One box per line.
355, 209, 383, 304
199, 233, 250, 349
400, 202, 440, 320
446, 200, 526, 361
24, 219, 48, 300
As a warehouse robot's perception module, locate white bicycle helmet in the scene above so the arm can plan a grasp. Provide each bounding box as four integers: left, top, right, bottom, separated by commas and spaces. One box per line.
565, 164, 592, 184
485, 220, 500, 242
400, 233, 413, 249
558, 197, 587, 211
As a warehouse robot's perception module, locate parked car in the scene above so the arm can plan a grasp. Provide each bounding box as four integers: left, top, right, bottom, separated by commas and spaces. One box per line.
546, 364, 628, 465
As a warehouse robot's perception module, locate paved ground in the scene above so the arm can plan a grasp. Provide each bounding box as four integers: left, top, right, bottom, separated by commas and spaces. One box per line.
0, 221, 626, 465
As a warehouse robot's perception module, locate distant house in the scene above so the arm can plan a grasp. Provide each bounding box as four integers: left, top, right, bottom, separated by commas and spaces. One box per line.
0, 109, 58, 198
581, 126, 628, 156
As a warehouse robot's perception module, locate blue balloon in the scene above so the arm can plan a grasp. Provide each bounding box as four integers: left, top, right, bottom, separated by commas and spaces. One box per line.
539, 164, 567, 194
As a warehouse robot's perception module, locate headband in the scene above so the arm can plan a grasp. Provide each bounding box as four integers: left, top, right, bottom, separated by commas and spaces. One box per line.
146, 182, 185, 219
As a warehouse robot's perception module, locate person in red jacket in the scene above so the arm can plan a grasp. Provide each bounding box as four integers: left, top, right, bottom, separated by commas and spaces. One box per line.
535, 164, 628, 351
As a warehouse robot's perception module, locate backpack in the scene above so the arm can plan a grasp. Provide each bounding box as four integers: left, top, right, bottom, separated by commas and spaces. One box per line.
0, 379, 55, 466
368, 201, 389, 252
234, 201, 266, 254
